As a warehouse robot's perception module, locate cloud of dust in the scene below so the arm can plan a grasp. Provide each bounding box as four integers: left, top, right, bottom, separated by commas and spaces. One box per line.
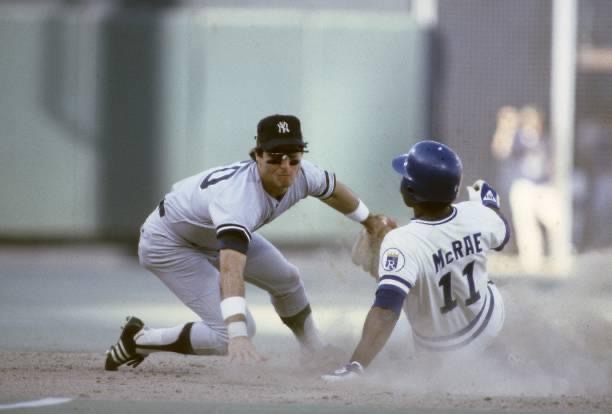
326, 261, 612, 397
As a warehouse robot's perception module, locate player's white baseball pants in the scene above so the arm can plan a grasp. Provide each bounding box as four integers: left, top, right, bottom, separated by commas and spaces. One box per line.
410, 282, 505, 355
137, 210, 310, 354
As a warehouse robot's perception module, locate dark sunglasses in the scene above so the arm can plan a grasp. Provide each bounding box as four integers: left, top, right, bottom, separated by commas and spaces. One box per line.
265, 152, 303, 166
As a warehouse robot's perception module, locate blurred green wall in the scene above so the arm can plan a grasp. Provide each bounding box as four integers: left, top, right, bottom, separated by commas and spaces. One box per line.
0, 5, 428, 244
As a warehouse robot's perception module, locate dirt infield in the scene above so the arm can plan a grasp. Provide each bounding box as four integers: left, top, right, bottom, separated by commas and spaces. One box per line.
1, 350, 610, 413
1, 246, 611, 413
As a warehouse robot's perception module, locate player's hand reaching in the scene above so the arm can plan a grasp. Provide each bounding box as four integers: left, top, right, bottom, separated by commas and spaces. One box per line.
467, 179, 501, 209
228, 336, 266, 364
361, 214, 397, 236
352, 214, 397, 278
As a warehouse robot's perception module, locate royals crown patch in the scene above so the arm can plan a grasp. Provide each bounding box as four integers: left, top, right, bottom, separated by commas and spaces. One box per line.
382, 248, 405, 272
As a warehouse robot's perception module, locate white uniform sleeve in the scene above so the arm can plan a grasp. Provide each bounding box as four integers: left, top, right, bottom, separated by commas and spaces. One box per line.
208, 186, 265, 243
476, 203, 510, 251
299, 159, 336, 200
376, 229, 419, 294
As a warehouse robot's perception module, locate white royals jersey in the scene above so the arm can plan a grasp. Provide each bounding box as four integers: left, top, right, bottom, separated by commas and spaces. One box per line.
377, 201, 509, 350
160, 158, 336, 247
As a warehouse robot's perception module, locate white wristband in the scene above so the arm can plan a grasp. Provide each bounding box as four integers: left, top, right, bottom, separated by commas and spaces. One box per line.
345, 200, 370, 223
227, 321, 248, 338
220, 296, 246, 320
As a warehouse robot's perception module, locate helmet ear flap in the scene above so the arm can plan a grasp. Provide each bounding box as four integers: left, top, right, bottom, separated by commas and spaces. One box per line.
400, 178, 418, 206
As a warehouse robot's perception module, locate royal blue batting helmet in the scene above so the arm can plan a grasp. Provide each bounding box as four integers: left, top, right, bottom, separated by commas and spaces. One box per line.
392, 140, 463, 204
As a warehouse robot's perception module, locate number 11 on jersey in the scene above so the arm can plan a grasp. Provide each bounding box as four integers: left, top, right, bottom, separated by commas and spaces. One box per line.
438, 261, 480, 314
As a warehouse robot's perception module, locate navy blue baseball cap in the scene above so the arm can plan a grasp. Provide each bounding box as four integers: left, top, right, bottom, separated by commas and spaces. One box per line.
256, 115, 307, 151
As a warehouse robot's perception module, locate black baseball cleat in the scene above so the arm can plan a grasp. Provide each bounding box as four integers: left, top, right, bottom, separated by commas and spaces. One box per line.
104, 316, 147, 371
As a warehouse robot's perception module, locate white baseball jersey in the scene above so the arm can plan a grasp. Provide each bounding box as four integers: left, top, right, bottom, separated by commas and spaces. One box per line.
377, 201, 509, 351
160, 158, 336, 248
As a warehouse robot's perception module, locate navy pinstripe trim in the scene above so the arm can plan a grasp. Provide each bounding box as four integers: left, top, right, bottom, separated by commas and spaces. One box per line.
316, 171, 336, 200
494, 214, 511, 252
414, 284, 495, 352
322, 171, 331, 196
315, 171, 330, 198
379, 275, 413, 289
216, 223, 251, 242
412, 207, 457, 226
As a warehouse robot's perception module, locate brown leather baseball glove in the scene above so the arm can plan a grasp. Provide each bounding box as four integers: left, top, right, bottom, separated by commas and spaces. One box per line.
351, 215, 397, 278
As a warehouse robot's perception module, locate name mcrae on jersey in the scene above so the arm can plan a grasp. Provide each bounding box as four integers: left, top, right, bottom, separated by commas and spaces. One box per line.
377, 201, 509, 350
160, 158, 336, 248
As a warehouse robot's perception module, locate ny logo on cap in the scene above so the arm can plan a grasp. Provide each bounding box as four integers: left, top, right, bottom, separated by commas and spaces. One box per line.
277, 121, 290, 134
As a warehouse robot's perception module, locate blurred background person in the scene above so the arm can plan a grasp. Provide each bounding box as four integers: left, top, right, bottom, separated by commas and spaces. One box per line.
491, 106, 521, 197
491, 105, 564, 274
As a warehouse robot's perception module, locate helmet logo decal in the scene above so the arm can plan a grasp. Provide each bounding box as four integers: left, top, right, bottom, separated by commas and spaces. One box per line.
382, 248, 405, 272
277, 121, 290, 134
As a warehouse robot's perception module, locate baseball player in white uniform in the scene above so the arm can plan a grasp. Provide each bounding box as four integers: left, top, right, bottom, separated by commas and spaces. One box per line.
105, 114, 391, 370
323, 140, 511, 381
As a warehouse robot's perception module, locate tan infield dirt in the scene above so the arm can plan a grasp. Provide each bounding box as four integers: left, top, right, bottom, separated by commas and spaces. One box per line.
1, 248, 611, 413
0, 344, 610, 413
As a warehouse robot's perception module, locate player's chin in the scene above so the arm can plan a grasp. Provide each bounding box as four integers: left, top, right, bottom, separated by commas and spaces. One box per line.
276, 175, 295, 185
